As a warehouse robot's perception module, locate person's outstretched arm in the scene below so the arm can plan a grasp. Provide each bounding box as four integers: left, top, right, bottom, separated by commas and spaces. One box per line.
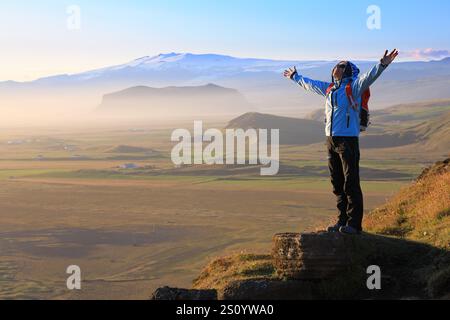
353, 49, 399, 97
284, 67, 331, 97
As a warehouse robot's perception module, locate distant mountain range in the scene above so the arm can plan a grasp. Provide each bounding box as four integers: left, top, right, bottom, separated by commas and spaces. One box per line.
2, 52, 450, 115
97, 83, 252, 118
1, 53, 320, 86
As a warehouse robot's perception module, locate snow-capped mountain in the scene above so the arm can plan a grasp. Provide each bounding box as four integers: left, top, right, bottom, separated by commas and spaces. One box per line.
3, 52, 328, 88
2, 52, 450, 114
76, 52, 328, 78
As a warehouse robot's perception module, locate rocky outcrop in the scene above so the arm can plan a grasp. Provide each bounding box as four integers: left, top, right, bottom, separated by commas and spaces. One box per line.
151, 232, 362, 300
151, 286, 217, 300
220, 279, 314, 300
151, 231, 448, 300
272, 232, 352, 280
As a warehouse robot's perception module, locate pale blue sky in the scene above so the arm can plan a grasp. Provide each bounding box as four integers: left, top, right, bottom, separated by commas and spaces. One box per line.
1, 0, 449, 80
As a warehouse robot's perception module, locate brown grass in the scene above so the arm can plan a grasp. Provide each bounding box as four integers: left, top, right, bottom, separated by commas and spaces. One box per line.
364, 159, 450, 249
192, 253, 276, 291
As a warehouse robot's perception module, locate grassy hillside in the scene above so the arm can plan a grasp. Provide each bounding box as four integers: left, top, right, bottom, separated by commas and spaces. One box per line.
364, 159, 450, 249
371, 99, 450, 124
407, 111, 450, 151
193, 254, 276, 291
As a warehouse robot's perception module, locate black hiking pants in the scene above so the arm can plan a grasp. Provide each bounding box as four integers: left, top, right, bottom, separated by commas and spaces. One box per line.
326, 137, 364, 231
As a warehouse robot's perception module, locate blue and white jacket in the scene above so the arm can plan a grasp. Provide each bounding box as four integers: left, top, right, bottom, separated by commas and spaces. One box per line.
291, 62, 387, 137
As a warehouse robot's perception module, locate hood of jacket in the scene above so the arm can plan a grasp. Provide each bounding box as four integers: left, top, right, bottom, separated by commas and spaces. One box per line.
332, 61, 360, 85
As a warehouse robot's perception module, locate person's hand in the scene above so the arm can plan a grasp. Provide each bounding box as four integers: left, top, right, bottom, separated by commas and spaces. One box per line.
381, 49, 399, 66
284, 66, 297, 79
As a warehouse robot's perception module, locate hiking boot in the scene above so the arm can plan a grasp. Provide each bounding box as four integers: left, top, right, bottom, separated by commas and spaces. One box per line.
327, 223, 345, 233
339, 225, 361, 235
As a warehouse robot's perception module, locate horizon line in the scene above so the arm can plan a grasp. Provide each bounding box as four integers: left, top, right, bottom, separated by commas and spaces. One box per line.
2, 51, 448, 83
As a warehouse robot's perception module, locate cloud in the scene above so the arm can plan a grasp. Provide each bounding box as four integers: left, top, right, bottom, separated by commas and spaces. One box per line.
405, 48, 450, 60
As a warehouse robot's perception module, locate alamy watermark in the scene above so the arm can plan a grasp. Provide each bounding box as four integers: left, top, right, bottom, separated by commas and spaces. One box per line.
366, 265, 381, 290
66, 265, 81, 290
367, 5, 381, 30
171, 121, 280, 176
66, 5, 81, 31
